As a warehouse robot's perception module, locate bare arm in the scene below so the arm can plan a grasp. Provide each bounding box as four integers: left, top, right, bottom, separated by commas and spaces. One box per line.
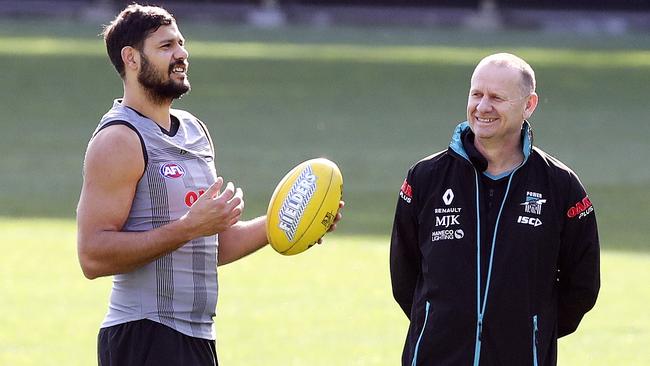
217, 216, 268, 266
76, 125, 242, 279
217, 201, 344, 266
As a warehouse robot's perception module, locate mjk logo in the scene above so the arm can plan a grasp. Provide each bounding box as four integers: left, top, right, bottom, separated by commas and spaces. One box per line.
443, 189, 454, 206
436, 215, 460, 228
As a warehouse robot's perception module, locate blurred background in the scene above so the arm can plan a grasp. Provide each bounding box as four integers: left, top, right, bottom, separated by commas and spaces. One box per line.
1, 1, 649, 365
2, 0, 649, 236
3, 0, 650, 31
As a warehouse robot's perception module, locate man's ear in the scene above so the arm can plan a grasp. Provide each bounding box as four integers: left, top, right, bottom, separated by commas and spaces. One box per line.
121, 46, 139, 72
523, 92, 539, 120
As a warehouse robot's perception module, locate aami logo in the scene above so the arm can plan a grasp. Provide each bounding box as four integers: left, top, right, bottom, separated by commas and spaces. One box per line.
567, 196, 594, 219
399, 179, 413, 203
160, 163, 185, 179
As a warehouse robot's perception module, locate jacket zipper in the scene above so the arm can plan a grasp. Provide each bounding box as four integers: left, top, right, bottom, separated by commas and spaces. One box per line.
411, 301, 431, 366
532, 315, 539, 366
472, 167, 521, 366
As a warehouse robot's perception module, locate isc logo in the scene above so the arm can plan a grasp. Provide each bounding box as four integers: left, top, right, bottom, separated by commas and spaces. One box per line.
160, 163, 185, 179
517, 216, 542, 227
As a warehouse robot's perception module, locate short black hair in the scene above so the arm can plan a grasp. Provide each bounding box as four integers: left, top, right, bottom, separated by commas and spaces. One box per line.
102, 3, 175, 77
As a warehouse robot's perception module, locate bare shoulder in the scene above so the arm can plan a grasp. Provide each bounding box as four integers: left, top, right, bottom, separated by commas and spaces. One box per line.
83, 124, 144, 182
78, 124, 144, 232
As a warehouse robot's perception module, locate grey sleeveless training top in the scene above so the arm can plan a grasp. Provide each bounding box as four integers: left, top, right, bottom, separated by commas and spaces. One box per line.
96, 99, 218, 340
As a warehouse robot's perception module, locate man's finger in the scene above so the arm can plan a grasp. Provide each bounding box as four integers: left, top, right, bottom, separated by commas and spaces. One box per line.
227, 206, 242, 225
202, 177, 224, 199
229, 188, 244, 206
217, 182, 235, 201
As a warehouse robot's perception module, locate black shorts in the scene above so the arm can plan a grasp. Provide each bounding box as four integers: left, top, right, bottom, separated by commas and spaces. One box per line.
98, 319, 218, 366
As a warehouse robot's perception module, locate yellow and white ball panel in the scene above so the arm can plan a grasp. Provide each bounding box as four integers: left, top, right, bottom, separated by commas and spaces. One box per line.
266, 158, 343, 255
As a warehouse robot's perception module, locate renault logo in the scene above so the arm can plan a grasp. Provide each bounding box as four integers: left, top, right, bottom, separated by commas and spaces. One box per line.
443, 189, 454, 206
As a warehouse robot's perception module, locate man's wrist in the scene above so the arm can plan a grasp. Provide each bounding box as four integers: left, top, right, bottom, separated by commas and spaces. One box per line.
171, 214, 197, 243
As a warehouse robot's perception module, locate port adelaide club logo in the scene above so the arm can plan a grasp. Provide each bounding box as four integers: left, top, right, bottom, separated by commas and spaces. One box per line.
160, 162, 186, 179
517, 191, 545, 227
432, 188, 465, 242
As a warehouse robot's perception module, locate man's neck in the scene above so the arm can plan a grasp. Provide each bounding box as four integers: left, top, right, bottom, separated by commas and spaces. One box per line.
122, 85, 173, 130
474, 136, 524, 176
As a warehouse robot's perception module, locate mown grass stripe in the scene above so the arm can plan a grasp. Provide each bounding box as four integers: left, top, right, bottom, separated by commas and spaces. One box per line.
2, 36, 650, 68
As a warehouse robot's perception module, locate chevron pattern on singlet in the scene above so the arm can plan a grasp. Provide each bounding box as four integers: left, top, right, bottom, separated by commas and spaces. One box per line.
145, 163, 177, 329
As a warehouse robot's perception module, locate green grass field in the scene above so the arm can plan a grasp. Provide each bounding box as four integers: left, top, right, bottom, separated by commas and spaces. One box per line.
1, 19, 649, 365
0, 219, 648, 365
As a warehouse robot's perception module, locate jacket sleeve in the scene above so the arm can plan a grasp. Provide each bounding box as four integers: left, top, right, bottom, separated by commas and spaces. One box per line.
557, 173, 600, 337
390, 169, 421, 319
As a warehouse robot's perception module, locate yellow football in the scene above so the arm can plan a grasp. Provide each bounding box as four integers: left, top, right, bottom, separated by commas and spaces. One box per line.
266, 158, 343, 255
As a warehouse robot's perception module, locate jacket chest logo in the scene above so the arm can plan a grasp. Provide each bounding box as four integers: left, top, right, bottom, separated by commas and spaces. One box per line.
432, 188, 464, 242
442, 188, 454, 205
520, 191, 546, 215
517, 191, 546, 227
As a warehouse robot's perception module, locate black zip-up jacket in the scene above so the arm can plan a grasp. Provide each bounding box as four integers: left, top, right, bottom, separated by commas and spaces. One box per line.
390, 122, 600, 366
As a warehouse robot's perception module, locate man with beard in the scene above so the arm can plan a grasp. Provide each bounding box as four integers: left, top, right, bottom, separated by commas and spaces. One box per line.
76, 4, 342, 365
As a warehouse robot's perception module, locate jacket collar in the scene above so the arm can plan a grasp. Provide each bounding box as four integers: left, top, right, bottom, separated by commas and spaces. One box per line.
448, 120, 534, 171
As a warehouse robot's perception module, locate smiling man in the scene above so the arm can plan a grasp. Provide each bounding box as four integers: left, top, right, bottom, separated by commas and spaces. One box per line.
390, 53, 600, 366
75, 4, 344, 365
76, 4, 252, 365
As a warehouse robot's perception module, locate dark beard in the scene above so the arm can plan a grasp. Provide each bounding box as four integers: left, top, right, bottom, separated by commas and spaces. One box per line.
138, 54, 190, 105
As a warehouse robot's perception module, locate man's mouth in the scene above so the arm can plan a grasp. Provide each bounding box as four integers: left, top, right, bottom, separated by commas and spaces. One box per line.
476, 117, 497, 123
170, 63, 188, 75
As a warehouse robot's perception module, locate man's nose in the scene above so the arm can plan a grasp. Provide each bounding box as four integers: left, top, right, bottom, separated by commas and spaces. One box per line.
175, 45, 189, 60
476, 97, 492, 112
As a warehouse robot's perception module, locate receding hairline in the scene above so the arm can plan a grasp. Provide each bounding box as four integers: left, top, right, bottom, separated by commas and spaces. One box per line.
473, 53, 536, 95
